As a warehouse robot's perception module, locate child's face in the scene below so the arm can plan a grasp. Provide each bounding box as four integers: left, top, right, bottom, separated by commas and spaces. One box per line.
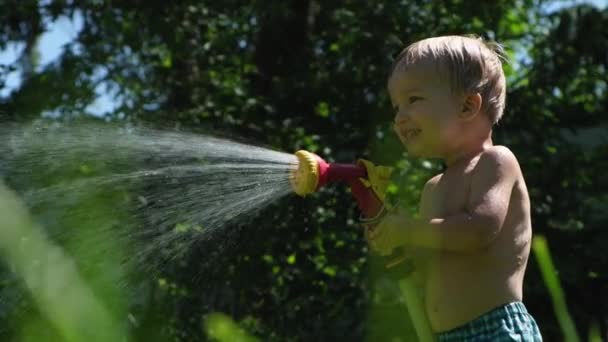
388, 62, 463, 159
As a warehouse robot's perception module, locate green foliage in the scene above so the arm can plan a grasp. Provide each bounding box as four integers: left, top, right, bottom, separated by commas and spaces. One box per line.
0, 0, 607, 341
205, 313, 259, 342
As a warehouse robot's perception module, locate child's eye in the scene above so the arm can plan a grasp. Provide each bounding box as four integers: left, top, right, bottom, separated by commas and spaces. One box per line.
408, 96, 423, 104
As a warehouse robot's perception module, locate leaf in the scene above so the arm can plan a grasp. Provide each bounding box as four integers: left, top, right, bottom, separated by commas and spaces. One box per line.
316, 101, 330, 118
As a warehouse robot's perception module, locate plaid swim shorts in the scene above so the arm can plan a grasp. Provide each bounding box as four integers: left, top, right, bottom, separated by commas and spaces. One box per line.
437, 302, 542, 341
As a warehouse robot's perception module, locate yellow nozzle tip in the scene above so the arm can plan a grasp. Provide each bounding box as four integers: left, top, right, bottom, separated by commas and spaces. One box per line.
290, 150, 319, 197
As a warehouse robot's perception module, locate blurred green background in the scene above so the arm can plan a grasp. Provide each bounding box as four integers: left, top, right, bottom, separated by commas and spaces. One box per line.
0, 0, 607, 341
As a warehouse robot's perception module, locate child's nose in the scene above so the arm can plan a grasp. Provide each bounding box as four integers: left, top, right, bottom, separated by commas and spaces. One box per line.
394, 112, 410, 126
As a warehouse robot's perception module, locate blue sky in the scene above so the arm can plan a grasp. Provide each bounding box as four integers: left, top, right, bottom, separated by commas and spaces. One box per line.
0, 9, 115, 116
1, 0, 606, 117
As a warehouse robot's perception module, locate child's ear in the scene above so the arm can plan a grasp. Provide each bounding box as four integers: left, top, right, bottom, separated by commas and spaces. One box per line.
459, 93, 482, 121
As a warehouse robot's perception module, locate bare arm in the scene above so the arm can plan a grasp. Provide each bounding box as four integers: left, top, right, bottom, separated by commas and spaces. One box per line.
408, 175, 437, 283
373, 147, 519, 252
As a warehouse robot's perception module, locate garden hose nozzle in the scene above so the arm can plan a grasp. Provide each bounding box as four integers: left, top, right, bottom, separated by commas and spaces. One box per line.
291, 149, 409, 271
290, 150, 366, 197
291, 150, 321, 196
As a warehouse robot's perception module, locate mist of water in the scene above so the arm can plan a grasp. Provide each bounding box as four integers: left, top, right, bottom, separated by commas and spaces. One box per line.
0, 122, 300, 285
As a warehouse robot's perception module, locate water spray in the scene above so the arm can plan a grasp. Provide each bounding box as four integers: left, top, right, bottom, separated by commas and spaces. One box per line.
3, 124, 433, 341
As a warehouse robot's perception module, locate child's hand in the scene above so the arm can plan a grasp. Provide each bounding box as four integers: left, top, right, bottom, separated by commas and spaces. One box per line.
365, 208, 410, 256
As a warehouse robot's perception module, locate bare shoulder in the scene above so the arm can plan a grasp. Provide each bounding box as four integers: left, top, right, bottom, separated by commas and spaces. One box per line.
477, 145, 521, 176
420, 173, 442, 217
421, 173, 442, 200
424, 173, 443, 191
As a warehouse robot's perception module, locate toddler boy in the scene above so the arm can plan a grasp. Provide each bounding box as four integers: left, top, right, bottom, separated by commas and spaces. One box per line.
366, 35, 542, 341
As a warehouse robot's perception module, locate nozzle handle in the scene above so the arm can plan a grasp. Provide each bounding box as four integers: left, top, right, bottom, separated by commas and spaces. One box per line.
316, 163, 366, 190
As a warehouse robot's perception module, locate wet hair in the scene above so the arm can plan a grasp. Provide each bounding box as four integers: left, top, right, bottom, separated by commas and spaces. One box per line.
390, 35, 508, 124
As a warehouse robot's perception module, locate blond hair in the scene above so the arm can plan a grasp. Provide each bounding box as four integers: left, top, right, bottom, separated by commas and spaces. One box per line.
390, 35, 507, 124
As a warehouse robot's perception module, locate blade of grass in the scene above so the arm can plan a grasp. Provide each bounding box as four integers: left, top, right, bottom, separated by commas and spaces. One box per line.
399, 278, 434, 342
532, 235, 580, 342
0, 182, 125, 342
588, 319, 601, 342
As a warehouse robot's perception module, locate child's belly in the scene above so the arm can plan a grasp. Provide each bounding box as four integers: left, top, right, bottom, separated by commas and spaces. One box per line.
424, 252, 523, 333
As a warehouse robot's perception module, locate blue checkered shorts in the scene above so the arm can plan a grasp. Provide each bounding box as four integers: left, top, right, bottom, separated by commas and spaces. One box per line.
437, 302, 542, 341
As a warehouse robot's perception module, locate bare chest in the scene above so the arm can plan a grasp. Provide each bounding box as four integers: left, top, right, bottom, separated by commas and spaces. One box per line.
422, 162, 479, 219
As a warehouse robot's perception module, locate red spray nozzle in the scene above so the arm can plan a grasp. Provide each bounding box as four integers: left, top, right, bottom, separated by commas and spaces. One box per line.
290, 150, 366, 196
290, 150, 382, 217
291, 150, 410, 272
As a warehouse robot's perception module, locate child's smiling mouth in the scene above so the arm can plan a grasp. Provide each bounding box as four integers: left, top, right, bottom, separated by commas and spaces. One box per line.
397, 127, 422, 142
